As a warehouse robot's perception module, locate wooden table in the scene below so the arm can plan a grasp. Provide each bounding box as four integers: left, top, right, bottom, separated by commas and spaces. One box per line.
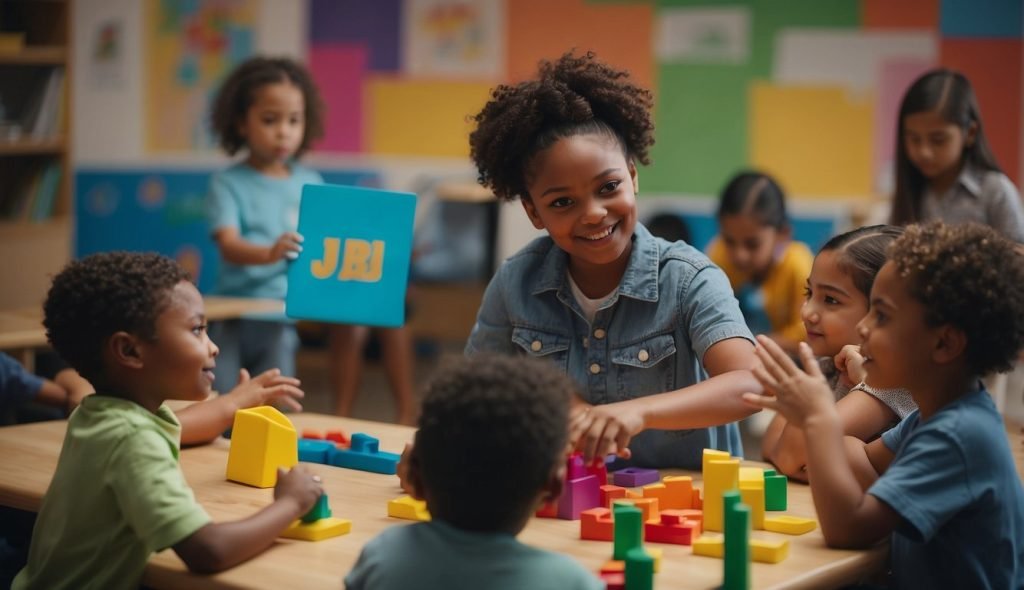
0, 414, 943, 590
0, 296, 285, 370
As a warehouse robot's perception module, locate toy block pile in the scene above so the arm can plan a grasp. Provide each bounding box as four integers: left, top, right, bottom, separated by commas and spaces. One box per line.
298, 431, 400, 475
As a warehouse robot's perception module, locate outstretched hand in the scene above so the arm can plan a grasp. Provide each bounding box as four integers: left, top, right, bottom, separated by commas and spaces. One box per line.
225, 368, 304, 412
568, 400, 640, 462
742, 336, 835, 429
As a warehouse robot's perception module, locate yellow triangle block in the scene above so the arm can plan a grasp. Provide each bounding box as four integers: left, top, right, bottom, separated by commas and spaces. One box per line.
280, 517, 352, 541
763, 515, 817, 535
388, 495, 431, 521
226, 407, 298, 488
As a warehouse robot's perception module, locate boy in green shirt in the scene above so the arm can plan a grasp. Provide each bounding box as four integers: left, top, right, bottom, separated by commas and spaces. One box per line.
13, 252, 324, 590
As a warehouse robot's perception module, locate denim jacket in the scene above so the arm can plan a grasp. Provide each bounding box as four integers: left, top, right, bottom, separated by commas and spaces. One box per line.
466, 224, 752, 469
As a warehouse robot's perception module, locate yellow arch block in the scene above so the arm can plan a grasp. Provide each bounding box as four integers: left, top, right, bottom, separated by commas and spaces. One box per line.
226, 406, 298, 488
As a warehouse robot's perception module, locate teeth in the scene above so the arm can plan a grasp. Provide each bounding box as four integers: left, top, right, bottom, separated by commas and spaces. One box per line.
584, 226, 614, 240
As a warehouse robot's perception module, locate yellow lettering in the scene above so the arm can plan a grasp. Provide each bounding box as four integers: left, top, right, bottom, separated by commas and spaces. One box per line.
311, 237, 340, 279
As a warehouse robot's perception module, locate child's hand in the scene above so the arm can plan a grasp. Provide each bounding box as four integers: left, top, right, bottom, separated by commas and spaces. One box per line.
742, 337, 836, 429
225, 368, 304, 412
274, 466, 323, 515
834, 344, 867, 387
569, 401, 641, 462
267, 232, 304, 263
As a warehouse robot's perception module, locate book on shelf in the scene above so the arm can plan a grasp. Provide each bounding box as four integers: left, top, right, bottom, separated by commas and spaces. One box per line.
0, 160, 61, 222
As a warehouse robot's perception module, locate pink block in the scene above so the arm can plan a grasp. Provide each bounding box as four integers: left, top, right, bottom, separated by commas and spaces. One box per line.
557, 473, 601, 520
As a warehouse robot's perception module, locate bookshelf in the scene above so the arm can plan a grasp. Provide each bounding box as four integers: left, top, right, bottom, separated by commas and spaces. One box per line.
0, 0, 71, 309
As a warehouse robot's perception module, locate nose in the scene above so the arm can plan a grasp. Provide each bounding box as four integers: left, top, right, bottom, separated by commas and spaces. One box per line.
582, 199, 607, 224
208, 336, 220, 358
856, 317, 869, 341
801, 299, 817, 323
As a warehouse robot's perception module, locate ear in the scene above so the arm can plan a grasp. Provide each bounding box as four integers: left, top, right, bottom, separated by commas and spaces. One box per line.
629, 160, 639, 194
520, 197, 545, 230
931, 325, 967, 366
107, 331, 145, 370
965, 121, 978, 147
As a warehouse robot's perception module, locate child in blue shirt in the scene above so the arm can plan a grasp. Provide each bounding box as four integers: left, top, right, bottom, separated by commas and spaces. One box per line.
13, 252, 323, 589
745, 221, 1024, 588
0, 352, 92, 419
465, 51, 759, 468
346, 354, 602, 590
205, 56, 325, 391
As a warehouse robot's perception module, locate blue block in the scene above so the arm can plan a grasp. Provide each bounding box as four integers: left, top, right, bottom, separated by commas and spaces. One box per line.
298, 439, 335, 464
326, 433, 400, 474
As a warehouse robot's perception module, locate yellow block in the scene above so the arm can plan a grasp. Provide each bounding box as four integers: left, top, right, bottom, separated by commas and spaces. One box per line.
388, 495, 431, 521
764, 515, 818, 535
702, 448, 731, 477
750, 83, 874, 197
691, 535, 790, 564
367, 78, 493, 157
739, 467, 764, 488
739, 485, 766, 530
226, 407, 298, 488
650, 547, 662, 573
703, 458, 740, 533
280, 517, 352, 541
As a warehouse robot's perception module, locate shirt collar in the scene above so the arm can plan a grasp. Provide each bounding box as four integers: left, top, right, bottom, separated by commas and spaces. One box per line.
531, 223, 661, 302
955, 164, 983, 199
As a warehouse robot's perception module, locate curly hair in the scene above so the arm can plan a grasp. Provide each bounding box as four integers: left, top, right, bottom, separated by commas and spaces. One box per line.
889, 221, 1024, 375
209, 56, 325, 157
414, 354, 571, 532
469, 51, 655, 201
43, 252, 191, 385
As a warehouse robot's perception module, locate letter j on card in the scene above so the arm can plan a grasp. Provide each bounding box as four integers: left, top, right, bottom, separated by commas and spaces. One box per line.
286, 183, 417, 327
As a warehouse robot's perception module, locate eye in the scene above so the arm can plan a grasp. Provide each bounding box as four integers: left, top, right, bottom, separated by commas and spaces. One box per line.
550, 196, 573, 209
599, 180, 621, 194
192, 323, 208, 336
824, 296, 839, 305
803, 286, 812, 300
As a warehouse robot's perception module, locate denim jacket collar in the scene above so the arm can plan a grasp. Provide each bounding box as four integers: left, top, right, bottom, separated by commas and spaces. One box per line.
530, 223, 661, 303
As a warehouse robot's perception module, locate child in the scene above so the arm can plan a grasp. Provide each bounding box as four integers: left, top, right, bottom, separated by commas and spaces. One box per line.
708, 171, 813, 354
744, 222, 1024, 588
205, 56, 325, 391
1, 352, 92, 418
329, 323, 417, 425
760, 225, 916, 480
890, 69, 1024, 242
346, 354, 603, 590
12, 252, 323, 589
465, 51, 759, 469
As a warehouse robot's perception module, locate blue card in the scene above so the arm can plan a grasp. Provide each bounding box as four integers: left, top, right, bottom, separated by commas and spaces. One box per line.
286, 183, 417, 327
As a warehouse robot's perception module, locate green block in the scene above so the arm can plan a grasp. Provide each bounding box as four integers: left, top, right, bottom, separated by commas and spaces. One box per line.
764, 474, 788, 511
724, 496, 750, 590
301, 494, 332, 523
624, 547, 654, 590
613, 503, 643, 561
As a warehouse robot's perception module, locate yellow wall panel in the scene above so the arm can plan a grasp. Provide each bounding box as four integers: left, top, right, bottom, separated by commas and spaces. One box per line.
750, 83, 874, 197
367, 79, 493, 157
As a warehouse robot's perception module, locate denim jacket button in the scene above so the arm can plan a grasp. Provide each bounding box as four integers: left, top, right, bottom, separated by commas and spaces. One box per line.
593, 328, 606, 339
589, 363, 601, 375
531, 340, 542, 352
637, 349, 650, 362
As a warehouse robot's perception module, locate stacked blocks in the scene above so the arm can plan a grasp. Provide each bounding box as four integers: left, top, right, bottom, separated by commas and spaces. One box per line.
281, 493, 352, 541
388, 495, 431, 521
557, 453, 602, 519
226, 407, 298, 488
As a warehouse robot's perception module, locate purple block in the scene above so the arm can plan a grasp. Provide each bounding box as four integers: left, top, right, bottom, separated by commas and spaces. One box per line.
557, 474, 601, 520
612, 467, 660, 488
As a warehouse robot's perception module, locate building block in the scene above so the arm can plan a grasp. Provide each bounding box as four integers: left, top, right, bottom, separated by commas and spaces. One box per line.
628, 497, 659, 523
763, 515, 817, 535
326, 433, 400, 475
535, 500, 558, 518
739, 485, 766, 530
301, 429, 323, 440
298, 439, 335, 464
764, 470, 788, 511
679, 509, 703, 534
388, 495, 430, 521
739, 467, 764, 488
691, 486, 703, 509
649, 547, 662, 573
581, 507, 614, 541
702, 448, 731, 476
599, 572, 625, 590
644, 510, 700, 545
325, 430, 349, 447
586, 458, 608, 486
625, 547, 654, 590
691, 535, 790, 564
600, 560, 624, 574
723, 490, 750, 590
703, 458, 740, 532
303, 494, 332, 523
625, 489, 643, 499
643, 475, 693, 510
280, 517, 352, 541
601, 484, 627, 508
611, 467, 660, 488
557, 453, 601, 519
226, 406, 298, 488
612, 503, 643, 560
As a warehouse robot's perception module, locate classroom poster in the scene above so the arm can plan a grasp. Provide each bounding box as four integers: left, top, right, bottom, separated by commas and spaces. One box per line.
403, 0, 505, 79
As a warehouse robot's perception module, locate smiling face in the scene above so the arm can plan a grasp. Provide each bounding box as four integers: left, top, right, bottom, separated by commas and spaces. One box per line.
801, 250, 869, 357
137, 281, 219, 402
239, 81, 306, 174
521, 133, 638, 294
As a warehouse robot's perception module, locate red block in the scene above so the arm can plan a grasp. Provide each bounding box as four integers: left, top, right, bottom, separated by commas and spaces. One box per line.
586, 458, 608, 486
580, 507, 614, 541
645, 510, 700, 545
600, 572, 625, 590
301, 429, 323, 440
325, 430, 350, 445
535, 500, 558, 518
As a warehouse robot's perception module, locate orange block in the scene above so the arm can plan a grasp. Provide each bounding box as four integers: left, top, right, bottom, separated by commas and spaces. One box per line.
631, 497, 659, 523
691, 487, 703, 510
643, 476, 693, 510
581, 507, 614, 541
601, 484, 627, 508
301, 429, 323, 440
